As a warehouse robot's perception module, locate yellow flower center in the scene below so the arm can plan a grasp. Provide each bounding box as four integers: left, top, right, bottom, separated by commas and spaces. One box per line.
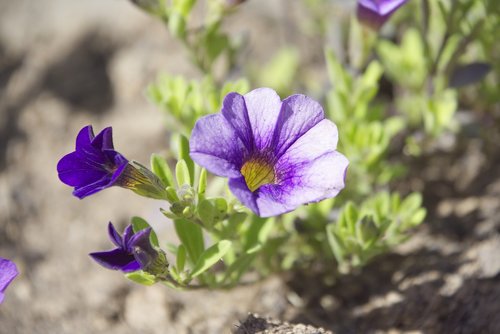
240, 157, 275, 192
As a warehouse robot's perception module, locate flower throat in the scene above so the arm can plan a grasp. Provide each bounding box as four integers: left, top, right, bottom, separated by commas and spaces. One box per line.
240, 157, 275, 192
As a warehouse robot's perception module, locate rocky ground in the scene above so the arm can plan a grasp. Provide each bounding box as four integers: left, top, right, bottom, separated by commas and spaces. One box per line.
0, 1, 498, 333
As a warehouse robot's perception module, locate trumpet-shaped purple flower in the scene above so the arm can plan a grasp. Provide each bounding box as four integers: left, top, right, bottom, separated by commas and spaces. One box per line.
0, 257, 18, 304
57, 125, 129, 199
190, 88, 349, 217
90, 223, 158, 272
357, 0, 408, 29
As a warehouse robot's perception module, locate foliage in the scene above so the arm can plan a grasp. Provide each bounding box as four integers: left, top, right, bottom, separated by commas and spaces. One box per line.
90, 0, 498, 290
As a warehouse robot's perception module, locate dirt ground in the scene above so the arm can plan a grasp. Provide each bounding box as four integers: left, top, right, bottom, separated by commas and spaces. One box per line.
0, 1, 499, 333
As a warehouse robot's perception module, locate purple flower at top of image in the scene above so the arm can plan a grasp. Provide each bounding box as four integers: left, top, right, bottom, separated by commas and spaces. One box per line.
357, 0, 409, 29
0, 257, 18, 304
57, 125, 129, 199
90, 223, 158, 273
190, 88, 349, 217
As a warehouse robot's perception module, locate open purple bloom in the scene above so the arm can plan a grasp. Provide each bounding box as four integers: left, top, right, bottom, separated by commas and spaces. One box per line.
190, 88, 349, 217
357, 0, 408, 29
90, 223, 156, 273
57, 125, 129, 199
0, 257, 18, 304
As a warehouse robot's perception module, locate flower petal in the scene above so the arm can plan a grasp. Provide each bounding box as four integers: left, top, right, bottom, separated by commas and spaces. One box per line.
72, 176, 114, 199
242, 88, 282, 150
276, 151, 348, 207
57, 151, 108, 187
227, 119, 347, 217
89, 248, 137, 271
129, 228, 158, 269
228, 177, 260, 215
271, 94, 325, 158
190, 114, 248, 178
107, 222, 123, 248
227, 178, 297, 217
75, 125, 94, 150
121, 261, 142, 273
122, 224, 135, 250
248, 151, 348, 217
358, 0, 407, 15
276, 119, 338, 168
0, 258, 18, 303
91, 127, 114, 150
108, 160, 129, 185
221, 92, 254, 150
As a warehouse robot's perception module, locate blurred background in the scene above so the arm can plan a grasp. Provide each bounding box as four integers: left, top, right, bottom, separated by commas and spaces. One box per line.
1, 0, 499, 333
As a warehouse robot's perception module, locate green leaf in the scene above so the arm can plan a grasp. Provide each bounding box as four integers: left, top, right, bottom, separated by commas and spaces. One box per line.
343, 202, 359, 233
176, 244, 187, 272
213, 197, 228, 220
165, 186, 180, 203
177, 135, 194, 185
400, 193, 423, 214
174, 218, 205, 264
168, 11, 186, 39
131, 216, 159, 247
197, 199, 215, 225
244, 216, 274, 252
151, 154, 174, 187
189, 240, 232, 278
198, 168, 207, 198
173, 0, 196, 17
325, 48, 349, 93
410, 208, 427, 226
326, 224, 345, 264
175, 159, 191, 187
125, 271, 156, 286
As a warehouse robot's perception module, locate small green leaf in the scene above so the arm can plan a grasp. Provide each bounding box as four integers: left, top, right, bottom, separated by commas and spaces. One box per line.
213, 198, 228, 220
198, 199, 215, 225
190, 240, 232, 278
343, 202, 359, 233
326, 224, 345, 264
151, 154, 174, 187
168, 266, 181, 282
410, 208, 427, 226
168, 11, 186, 39
165, 186, 179, 203
173, 0, 196, 17
160, 207, 178, 219
198, 168, 207, 198
175, 159, 191, 187
125, 271, 156, 286
178, 135, 194, 185
400, 193, 422, 214
174, 218, 205, 264
176, 244, 187, 272
244, 216, 274, 252
131, 216, 159, 247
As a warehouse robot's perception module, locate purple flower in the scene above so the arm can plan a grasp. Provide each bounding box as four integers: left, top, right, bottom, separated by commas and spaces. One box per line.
357, 0, 408, 29
190, 88, 349, 217
0, 257, 18, 304
57, 125, 129, 199
90, 223, 158, 272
